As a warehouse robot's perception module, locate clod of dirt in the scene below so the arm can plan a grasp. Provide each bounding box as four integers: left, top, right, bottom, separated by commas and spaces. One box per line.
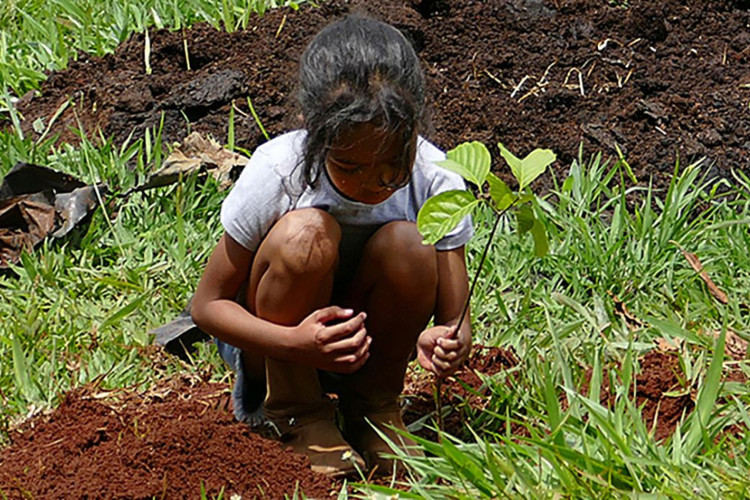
9, 0, 750, 193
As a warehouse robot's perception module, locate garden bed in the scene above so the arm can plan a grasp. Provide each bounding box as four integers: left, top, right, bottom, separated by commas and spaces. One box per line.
13, 0, 750, 191
3, 344, 738, 498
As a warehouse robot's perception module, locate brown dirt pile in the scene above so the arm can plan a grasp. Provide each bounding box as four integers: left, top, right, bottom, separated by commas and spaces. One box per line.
0, 377, 336, 499
12, 0, 750, 191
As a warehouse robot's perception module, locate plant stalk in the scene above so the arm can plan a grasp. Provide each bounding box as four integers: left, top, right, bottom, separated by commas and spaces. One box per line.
435, 200, 516, 434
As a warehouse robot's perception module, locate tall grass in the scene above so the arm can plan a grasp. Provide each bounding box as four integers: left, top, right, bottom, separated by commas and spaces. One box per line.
363, 153, 750, 497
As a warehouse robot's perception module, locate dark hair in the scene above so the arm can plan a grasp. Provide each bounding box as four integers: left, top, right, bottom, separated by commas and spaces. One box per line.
297, 15, 426, 187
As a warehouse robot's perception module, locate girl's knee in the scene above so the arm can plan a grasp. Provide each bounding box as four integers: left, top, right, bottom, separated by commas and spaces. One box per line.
367, 221, 437, 286
269, 208, 341, 277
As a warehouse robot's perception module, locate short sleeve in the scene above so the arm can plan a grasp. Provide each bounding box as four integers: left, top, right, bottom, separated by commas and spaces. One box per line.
220, 148, 290, 251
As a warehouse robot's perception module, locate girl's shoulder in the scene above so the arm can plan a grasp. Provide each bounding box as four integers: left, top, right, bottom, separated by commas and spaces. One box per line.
413, 137, 463, 188
415, 136, 447, 166
252, 130, 307, 174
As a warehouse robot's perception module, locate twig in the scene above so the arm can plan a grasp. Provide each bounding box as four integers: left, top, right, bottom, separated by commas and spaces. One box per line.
275, 14, 287, 38
510, 76, 530, 99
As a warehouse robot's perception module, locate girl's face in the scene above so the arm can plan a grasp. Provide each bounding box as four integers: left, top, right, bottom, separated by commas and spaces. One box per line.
325, 122, 416, 205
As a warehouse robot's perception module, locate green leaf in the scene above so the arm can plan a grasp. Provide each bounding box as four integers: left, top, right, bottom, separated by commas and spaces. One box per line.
417, 190, 480, 245
499, 143, 556, 190
516, 204, 535, 234
438, 141, 491, 188
12, 335, 36, 402
685, 327, 726, 454
530, 217, 549, 257
486, 173, 512, 209
100, 292, 149, 330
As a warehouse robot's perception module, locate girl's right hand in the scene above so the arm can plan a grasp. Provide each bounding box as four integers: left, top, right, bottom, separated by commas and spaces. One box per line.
287, 306, 371, 374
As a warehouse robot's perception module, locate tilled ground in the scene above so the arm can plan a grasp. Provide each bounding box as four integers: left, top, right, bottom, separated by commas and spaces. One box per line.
3, 344, 740, 499
11, 0, 750, 191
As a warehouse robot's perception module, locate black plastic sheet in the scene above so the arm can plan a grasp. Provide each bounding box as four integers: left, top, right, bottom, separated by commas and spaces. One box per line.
0, 163, 102, 269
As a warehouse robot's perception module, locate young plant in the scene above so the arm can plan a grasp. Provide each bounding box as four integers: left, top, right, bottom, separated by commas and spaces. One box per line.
417, 141, 555, 428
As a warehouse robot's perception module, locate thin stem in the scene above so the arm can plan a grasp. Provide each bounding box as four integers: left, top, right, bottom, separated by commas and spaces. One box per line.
435, 199, 518, 435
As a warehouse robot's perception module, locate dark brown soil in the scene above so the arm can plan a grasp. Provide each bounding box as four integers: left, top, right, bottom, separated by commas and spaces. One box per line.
12, 0, 750, 190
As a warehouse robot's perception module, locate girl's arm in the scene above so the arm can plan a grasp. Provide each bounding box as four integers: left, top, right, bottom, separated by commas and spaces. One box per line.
416, 246, 472, 378
191, 233, 370, 373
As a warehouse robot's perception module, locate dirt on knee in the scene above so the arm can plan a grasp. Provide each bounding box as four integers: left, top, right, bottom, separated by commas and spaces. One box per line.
276, 210, 341, 276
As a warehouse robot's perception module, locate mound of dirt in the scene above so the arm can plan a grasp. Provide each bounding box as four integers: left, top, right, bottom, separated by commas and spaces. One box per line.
12, 0, 750, 191
0, 348, 517, 498
583, 348, 747, 441
0, 377, 336, 499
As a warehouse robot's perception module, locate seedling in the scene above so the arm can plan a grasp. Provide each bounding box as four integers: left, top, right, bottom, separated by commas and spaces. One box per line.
417, 141, 556, 430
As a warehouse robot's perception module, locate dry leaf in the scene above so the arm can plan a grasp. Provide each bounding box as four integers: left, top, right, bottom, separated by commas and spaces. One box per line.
677, 247, 729, 304
655, 337, 681, 352
143, 132, 249, 191
704, 329, 749, 360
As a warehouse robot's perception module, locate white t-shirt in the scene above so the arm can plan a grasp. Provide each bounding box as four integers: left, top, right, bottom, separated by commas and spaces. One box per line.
221, 130, 473, 252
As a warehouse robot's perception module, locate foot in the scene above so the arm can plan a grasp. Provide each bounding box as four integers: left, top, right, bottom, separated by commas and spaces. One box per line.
272, 414, 366, 478
343, 405, 423, 475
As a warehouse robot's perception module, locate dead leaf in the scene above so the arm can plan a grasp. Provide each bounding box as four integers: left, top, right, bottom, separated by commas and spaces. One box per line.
140, 132, 249, 191
607, 290, 644, 329
655, 337, 681, 352
0, 194, 56, 268
676, 246, 729, 304
703, 329, 749, 360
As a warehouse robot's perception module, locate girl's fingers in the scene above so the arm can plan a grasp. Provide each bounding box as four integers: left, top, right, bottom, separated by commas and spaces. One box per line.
436, 338, 462, 352
325, 327, 368, 354
314, 306, 355, 323
332, 351, 370, 373
320, 312, 367, 342
435, 346, 459, 361
431, 354, 452, 372
334, 335, 371, 364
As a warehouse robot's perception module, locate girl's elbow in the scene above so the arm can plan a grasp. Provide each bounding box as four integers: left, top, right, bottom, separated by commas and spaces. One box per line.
190, 298, 210, 331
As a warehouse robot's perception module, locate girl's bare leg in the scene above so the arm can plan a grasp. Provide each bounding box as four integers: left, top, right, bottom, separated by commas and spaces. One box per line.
241, 208, 363, 476
340, 221, 438, 470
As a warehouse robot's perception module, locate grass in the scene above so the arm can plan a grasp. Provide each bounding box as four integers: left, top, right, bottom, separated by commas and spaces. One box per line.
363, 155, 750, 497
1, 0, 750, 497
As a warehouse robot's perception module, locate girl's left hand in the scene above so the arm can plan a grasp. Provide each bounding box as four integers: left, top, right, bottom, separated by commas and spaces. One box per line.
416, 325, 471, 378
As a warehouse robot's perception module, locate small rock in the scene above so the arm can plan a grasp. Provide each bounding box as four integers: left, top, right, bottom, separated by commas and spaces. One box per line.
698, 128, 722, 147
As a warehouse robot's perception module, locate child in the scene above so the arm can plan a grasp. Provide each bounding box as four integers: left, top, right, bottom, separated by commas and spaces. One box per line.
191, 15, 473, 477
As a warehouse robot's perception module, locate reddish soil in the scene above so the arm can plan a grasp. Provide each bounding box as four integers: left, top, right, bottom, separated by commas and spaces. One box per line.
11, 0, 750, 191
582, 350, 694, 441
0, 376, 337, 499
1, 346, 743, 497
582, 348, 748, 442
403, 346, 521, 440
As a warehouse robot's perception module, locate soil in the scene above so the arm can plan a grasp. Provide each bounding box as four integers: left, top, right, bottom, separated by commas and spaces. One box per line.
581, 350, 694, 441
1, 346, 744, 498
11, 0, 750, 191
0, 375, 337, 499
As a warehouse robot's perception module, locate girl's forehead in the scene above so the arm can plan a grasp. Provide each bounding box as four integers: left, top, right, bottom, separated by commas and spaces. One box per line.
330, 122, 411, 154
